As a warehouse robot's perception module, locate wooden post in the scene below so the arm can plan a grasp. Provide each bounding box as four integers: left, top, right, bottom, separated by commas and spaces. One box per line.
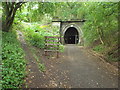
44, 36, 47, 56
57, 37, 60, 58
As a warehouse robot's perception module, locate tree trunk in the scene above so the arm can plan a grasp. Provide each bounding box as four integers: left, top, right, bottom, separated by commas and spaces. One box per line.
97, 27, 104, 45
3, 14, 15, 32
2, 2, 25, 32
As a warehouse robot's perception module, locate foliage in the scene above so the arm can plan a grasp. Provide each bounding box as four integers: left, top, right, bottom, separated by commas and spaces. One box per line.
82, 2, 118, 61
20, 2, 56, 22
0, 2, 2, 16
17, 2, 84, 22
107, 54, 119, 62
26, 32, 45, 48
2, 31, 26, 88
12, 22, 25, 32
82, 2, 118, 47
23, 23, 47, 48
53, 2, 84, 20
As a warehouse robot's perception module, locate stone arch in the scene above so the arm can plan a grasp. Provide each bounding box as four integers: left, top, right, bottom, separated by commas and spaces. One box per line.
62, 23, 82, 44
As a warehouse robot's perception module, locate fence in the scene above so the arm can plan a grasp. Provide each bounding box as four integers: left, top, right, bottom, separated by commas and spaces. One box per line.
44, 36, 60, 58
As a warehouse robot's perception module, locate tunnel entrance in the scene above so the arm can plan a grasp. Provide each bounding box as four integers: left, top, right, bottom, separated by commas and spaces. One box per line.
64, 27, 79, 44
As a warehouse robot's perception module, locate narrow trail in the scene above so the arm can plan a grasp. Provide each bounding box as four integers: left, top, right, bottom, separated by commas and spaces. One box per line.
17, 31, 118, 88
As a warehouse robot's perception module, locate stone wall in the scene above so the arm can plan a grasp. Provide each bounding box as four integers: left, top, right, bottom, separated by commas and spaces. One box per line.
60, 22, 84, 45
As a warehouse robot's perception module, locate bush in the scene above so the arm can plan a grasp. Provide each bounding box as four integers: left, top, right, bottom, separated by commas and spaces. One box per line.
25, 28, 45, 48
24, 23, 57, 49
2, 31, 26, 88
27, 32, 45, 48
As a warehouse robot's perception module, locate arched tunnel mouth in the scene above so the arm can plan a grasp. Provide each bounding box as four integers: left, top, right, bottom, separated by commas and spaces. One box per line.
64, 27, 79, 44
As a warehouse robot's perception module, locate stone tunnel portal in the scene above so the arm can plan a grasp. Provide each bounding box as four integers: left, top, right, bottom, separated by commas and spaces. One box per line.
64, 27, 79, 44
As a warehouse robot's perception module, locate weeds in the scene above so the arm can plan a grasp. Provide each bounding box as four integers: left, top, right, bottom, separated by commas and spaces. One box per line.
31, 48, 46, 72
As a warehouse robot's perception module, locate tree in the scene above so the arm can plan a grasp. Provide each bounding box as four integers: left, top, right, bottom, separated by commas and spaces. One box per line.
25, 2, 57, 22
23, 2, 84, 22
82, 2, 118, 47
2, 2, 25, 32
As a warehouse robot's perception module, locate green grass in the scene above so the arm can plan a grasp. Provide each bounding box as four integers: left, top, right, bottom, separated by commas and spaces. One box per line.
2, 31, 26, 88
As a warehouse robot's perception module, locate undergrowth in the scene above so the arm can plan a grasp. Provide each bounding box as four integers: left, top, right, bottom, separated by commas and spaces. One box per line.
23, 23, 54, 48
92, 44, 119, 62
92, 44, 104, 53
2, 31, 26, 88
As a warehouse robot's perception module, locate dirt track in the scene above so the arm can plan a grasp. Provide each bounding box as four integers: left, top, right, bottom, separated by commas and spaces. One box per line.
17, 31, 118, 88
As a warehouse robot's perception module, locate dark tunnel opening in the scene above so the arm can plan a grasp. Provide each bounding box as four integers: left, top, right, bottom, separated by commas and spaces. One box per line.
64, 27, 79, 44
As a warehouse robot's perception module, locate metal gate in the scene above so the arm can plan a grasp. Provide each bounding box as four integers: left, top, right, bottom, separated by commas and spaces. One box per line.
64, 35, 79, 44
